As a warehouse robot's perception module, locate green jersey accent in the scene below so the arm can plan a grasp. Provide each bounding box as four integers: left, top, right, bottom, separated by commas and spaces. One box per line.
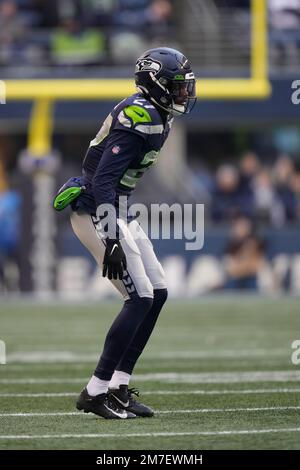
174, 74, 185, 80
123, 105, 152, 125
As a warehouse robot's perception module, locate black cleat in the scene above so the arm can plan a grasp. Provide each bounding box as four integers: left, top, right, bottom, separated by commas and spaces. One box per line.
108, 385, 154, 417
76, 388, 136, 419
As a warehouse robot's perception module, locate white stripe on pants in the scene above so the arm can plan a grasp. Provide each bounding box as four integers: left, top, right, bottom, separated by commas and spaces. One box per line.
70, 212, 166, 300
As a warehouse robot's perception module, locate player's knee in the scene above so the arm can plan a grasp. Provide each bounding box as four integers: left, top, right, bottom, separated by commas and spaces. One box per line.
153, 288, 168, 307
137, 295, 154, 312
128, 295, 154, 313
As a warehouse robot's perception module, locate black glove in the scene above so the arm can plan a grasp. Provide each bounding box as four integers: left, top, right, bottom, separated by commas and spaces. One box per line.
102, 239, 127, 280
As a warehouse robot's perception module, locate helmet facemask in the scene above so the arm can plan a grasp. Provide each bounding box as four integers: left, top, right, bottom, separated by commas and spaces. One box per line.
161, 76, 197, 115
146, 72, 196, 116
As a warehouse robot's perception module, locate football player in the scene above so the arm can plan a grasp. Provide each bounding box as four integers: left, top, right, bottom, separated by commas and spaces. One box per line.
54, 47, 196, 419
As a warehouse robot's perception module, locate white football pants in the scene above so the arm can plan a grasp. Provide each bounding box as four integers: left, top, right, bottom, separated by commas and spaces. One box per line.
70, 211, 167, 300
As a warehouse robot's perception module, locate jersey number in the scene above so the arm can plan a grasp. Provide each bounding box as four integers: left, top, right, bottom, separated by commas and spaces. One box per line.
120, 150, 159, 189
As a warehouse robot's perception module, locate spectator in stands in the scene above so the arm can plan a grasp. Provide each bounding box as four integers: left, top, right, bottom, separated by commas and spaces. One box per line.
238, 151, 260, 215
51, 17, 106, 65
211, 164, 254, 222
273, 154, 298, 221
88, 0, 116, 27
252, 167, 284, 226
223, 216, 266, 290
269, 0, 300, 66
0, 159, 21, 291
114, 0, 150, 29
290, 171, 300, 219
239, 151, 261, 190
146, 0, 172, 39
0, 0, 28, 64
273, 153, 295, 183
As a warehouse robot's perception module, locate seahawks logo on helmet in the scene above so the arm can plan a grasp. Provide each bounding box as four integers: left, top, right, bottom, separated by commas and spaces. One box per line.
135, 59, 161, 74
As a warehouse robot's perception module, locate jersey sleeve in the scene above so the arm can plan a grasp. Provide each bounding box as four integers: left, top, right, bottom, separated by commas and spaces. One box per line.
114, 104, 164, 140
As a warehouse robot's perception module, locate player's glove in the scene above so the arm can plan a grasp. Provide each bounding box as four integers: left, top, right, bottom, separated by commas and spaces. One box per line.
102, 239, 127, 280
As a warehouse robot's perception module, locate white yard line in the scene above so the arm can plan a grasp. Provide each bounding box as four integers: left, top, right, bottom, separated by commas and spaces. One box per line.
143, 388, 300, 396
6, 349, 288, 363
0, 412, 80, 417
1, 428, 300, 440
1, 371, 300, 384
1, 388, 300, 398
158, 406, 300, 414
1, 406, 300, 418
0, 393, 79, 397
0, 378, 86, 384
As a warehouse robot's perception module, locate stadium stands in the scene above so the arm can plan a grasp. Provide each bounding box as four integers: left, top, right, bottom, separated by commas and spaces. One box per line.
1, 0, 300, 75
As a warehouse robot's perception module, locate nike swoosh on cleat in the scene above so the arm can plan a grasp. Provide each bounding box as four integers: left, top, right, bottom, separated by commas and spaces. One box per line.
104, 403, 127, 418
110, 244, 118, 256
110, 394, 129, 407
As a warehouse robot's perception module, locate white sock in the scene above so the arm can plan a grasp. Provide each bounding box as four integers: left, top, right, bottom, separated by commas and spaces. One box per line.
109, 370, 131, 389
86, 375, 109, 396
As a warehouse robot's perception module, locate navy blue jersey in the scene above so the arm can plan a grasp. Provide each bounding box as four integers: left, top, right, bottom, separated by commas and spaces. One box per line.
74, 93, 173, 216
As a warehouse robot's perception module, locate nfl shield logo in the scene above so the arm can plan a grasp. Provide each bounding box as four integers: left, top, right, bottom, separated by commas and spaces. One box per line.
112, 145, 121, 155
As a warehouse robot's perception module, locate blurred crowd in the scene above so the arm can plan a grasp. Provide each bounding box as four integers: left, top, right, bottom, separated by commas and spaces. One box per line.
1, 150, 300, 293
192, 152, 300, 227
188, 151, 300, 292
0, 0, 173, 66
1, 0, 300, 70
269, 0, 300, 66
216, 0, 300, 68
0, 158, 20, 292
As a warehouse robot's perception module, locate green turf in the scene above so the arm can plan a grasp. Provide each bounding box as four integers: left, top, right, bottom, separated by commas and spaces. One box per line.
0, 297, 300, 450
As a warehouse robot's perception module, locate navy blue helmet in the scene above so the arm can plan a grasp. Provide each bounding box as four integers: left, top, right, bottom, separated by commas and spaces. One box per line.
135, 47, 197, 116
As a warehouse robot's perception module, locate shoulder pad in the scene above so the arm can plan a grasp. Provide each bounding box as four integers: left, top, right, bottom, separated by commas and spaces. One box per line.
116, 102, 164, 137
124, 105, 152, 125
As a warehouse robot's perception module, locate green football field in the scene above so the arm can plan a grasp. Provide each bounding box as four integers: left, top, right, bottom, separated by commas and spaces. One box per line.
0, 296, 300, 450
